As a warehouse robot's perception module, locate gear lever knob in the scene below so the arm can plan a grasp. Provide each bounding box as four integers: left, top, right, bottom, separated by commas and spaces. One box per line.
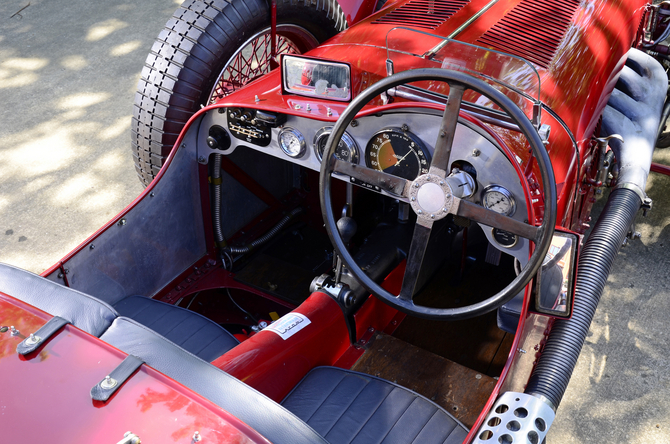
336, 217, 357, 244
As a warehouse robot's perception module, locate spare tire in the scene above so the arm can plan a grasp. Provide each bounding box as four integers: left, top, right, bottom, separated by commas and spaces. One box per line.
132, 0, 347, 185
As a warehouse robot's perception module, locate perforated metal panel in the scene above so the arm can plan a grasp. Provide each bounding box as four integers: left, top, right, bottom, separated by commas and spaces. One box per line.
372, 0, 471, 30
477, 0, 580, 68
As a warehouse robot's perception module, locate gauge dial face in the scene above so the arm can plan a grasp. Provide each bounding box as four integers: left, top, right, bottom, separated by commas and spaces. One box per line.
365, 128, 431, 180
492, 228, 518, 248
314, 127, 359, 163
482, 185, 516, 216
278, 128, 306, 158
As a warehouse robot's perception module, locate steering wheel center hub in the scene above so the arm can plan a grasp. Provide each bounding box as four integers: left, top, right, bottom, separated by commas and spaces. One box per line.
409, 174, 454, 221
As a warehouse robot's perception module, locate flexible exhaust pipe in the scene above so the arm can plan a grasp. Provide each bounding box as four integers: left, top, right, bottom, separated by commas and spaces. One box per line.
524, 48, 666, 409
524, 187, 641, 408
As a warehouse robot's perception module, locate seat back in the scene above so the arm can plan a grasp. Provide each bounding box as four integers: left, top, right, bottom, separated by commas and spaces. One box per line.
0, 263, 118, 337
100, 317, 328, 444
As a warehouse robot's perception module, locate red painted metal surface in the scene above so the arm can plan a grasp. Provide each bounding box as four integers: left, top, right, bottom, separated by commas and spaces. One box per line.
372, 0, 472, 29
0, 295, 269, 444
211, 259, 403, 402
477, 0, 582, 68
337, 0, 381, 25
212, 292, 351, 401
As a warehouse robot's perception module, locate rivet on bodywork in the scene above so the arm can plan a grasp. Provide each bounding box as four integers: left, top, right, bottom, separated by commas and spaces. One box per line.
193, 431, 202, 442
10, 326, 19, 336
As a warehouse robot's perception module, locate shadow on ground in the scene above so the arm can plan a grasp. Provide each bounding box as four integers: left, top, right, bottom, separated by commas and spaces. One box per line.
0, 0, 179, 272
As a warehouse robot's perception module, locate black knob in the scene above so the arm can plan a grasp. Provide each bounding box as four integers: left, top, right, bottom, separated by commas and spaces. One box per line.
207, 125, 231, 150
336, 217, 357, 244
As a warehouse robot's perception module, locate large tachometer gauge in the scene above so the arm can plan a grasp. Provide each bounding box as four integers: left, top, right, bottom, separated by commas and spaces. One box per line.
365, 128, 431, 180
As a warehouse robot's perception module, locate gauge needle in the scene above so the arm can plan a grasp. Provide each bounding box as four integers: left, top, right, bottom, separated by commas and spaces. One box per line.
394, 149, 412, 166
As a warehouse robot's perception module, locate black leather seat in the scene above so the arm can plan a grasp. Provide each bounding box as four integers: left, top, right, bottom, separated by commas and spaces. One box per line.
282, 367, 468, 444
0, 263, 117, 337
0, 263, 238, 361
113, 295, 239, 362
101, 317, 469, 444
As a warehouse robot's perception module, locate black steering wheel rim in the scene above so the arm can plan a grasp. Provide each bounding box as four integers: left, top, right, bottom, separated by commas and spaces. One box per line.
319, 68, 557, 321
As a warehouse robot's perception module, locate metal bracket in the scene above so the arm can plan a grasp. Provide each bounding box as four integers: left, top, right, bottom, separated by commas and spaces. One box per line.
537, 124, 551, 146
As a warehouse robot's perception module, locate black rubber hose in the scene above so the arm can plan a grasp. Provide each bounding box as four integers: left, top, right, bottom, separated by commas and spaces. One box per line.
525, 188, 641, 408
226, 207, 304, 255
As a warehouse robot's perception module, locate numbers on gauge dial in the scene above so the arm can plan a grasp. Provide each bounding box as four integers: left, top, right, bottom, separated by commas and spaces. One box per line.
365, 128, 431, 180
313, 126, 359, 163
482, 185, 516, 216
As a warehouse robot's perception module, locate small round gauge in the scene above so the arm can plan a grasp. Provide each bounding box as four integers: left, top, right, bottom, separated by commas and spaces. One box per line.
482, 185, 516, 216
278, 127, 306, 158
365, 128, 431, 180
313, 126, 359, 163
492, 228, 518, 248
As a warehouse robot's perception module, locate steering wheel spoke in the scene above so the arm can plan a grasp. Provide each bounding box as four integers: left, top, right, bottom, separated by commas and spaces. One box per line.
455, 198, 540, 242
333, 159, 411, 197
398, 221, 433, 301
320, 68, 556, 321
429, 84, 465, 178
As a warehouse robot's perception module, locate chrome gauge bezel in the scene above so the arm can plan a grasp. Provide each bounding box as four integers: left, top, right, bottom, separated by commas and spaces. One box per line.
482, 184, 516, 217
491, 227, 519, 248
278, 127, 306, 158
313, 126, 360, 163
364, 127, 431, 181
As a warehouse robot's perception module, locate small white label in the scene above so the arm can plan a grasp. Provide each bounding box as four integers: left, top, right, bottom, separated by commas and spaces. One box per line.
265, 313, 311, 340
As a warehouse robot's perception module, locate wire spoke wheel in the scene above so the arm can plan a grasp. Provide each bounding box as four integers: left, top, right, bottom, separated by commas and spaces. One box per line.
131, 0, 347, 186
209, 30, 301, 103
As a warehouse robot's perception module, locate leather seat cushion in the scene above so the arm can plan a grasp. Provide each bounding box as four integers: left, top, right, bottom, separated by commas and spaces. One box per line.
100, 317, 329, 444
113, 295, 239, 362
282, 367, 469, 444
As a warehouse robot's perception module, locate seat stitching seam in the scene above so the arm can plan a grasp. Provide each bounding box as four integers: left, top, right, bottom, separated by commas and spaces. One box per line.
172, 321, 208, 346
440, 414, 460, 444
322, 377, 370, 437
124, 300, 152, 320
145, 308, 174, 330
377, 395, 421, 444
189, 324, 220, 355
409, 408, 439, 444
304, 372, 348, 423
347, 384, 396, 444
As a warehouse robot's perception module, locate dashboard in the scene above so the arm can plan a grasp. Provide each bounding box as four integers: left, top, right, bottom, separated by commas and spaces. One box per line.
198, 106, 531, 265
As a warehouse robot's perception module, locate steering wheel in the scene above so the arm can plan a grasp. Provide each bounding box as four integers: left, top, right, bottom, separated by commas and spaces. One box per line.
319, 68, 557, 320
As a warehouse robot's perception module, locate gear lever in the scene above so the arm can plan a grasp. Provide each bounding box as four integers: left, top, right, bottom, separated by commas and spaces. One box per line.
334, 216, 357, 284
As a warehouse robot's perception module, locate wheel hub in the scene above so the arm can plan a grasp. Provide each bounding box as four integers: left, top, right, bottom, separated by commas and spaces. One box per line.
409, 174, 454, 221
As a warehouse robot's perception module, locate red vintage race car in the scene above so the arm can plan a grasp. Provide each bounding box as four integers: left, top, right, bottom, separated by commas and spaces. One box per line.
2, 0, 670, 443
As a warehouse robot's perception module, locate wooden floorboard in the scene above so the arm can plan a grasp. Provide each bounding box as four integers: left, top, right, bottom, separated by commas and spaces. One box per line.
351, 332, 497, 429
